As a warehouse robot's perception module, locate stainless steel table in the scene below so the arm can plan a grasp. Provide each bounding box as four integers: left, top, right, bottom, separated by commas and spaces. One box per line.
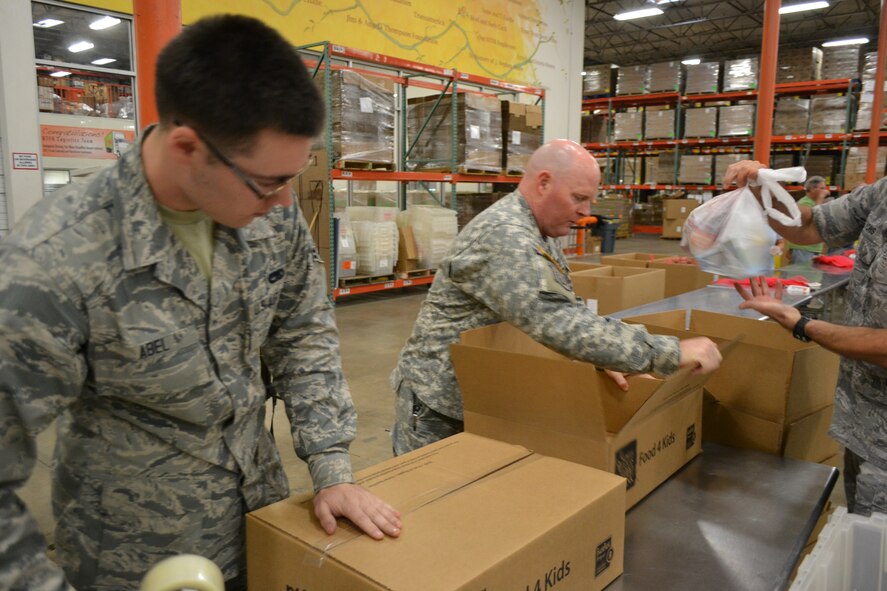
610, 444, 838, 591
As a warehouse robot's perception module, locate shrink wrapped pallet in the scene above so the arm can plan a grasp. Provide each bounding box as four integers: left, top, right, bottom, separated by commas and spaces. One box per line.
683, 106, 718, 138
647, 61, 682, 93
643, 107, 675, 139
773, 97, 810, 136
809, 95, 850, 134
776, 47, 822, 83
616, 65, 648, 95
820, 45, 861, 80
718, 104, 755, 136
614, 111, 643, 141
685, 62, 720, 94
583, 64, 614, 95
723, 57, 758, 91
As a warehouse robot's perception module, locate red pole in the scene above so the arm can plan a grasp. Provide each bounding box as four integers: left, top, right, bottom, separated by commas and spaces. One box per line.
754, 0, 781, 163
866, 0, 887, 183
134, 0, 181, 130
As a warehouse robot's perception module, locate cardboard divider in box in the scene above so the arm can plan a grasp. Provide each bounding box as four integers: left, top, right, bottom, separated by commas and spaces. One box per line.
621, 309, 840, 459
648, 257, 715, 298
451, 322, 715, 508
247, 433, 626, 591
570, 266, 666, 315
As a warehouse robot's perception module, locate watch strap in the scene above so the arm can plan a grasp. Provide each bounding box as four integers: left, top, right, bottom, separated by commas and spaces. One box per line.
792, 315, 812, 342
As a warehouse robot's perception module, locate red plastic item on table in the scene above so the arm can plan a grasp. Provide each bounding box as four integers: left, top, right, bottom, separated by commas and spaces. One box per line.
812, 255, 855, 268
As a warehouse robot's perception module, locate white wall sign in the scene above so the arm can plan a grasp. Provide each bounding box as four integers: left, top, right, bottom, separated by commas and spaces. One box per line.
12, 152, 38, 170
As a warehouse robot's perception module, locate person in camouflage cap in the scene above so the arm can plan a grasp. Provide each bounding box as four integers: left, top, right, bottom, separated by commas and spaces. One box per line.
390, 139, 723, 455
0, 14, 400, 591
727, 160, 887, 517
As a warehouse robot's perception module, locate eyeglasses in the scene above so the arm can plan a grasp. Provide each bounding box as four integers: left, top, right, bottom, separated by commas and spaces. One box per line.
177, 122, 309, 200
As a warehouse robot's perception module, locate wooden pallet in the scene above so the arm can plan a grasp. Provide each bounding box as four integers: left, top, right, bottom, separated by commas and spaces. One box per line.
334, 160, 396, 171
338, 272, 397, 287
504, 169, 526, 177
398, 268, 435, 280
458, 167, 502, 175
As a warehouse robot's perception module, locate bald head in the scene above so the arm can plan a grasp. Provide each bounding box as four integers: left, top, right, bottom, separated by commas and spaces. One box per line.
519, 139, 601, 238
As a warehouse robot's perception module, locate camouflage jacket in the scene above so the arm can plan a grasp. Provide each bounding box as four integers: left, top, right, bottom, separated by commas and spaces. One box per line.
391, 190, 681, 420
815, 177, 887, 469
0, 132, 355, 589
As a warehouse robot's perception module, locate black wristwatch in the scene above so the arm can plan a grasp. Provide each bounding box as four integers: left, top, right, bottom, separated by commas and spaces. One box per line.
792, 315, 813, 342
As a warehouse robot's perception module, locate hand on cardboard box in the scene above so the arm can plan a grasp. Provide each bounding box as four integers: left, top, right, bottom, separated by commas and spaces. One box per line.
678, 337, 722, 375
314, 483, 402, 540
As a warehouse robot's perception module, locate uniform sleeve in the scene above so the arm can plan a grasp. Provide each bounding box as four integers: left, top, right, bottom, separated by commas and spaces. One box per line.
448, 226, 681, 375
260, 212, 356, 492
814, 178, 884, 246
0, 247, 86, 591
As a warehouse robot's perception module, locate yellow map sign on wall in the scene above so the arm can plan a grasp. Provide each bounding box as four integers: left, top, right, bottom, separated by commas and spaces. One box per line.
182, 0, 551, 86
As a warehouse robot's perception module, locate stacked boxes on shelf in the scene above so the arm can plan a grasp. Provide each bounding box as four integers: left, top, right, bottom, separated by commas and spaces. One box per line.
679, 155, 714, 185
684, 62, 720, 94
643, 106, 676, 139
842, 146, 887, 188
588, 195, 633, 238
683, 106, 718, 138
406, 93, 502, 173
718, 104, 755, 136
616, 65, 648, 95
456, 192, 504, 229
820, 45, 862, 80
809, 95, 851, 133
631, 196, 664, 228
723, 57, 758, 91
502, 101, 543, 174
776, 47, 822, 83
714, 153, 746, 185
614, 110, 643, 141
801, 154, 836, 185
771, 153, 796, 169
855, 52, 885, 131
581, 113, 609, 143
622, 157, 644, 185
647, 61, 683, 93
656, 150, 677, 184
583, 64, 615, 95
661, 198, 699, 239
319, 70, 396, 167
773, 97, 810, 136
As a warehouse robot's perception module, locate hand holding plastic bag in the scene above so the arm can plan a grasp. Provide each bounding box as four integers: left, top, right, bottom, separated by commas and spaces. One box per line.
681, 167, 805, 278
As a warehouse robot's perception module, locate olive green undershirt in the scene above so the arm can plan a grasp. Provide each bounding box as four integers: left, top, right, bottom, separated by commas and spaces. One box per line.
157, 203, 215, 279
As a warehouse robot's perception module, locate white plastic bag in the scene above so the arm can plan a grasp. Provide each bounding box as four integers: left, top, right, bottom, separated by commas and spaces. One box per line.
682, 166, 805, 277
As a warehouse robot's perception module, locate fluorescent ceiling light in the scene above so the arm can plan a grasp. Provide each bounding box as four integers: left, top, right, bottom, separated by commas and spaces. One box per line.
33, 18, 64, 28
89, 16, 121, 30
91, 57, 116, 65
68, 41, 94, 53
682, 58, 701, 65
614, 7, 664, 21
50, 71, 71, 77
822, 37, 869, 47
779, 1, 829, 14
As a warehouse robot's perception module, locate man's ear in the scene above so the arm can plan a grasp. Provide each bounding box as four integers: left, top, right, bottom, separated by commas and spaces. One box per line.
537, 170, 552, 196
166, 125, 202, 166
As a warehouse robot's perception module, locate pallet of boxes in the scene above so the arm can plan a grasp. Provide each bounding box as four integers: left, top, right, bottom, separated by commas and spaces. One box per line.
661, 197, 698, 239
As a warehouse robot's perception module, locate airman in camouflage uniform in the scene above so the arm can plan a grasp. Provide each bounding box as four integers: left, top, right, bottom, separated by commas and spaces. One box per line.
0, 16, 399, 591
729, 161, 887, 516
391, 140, 723, 455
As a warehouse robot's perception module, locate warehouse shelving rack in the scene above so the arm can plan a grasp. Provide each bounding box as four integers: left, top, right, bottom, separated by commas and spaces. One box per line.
581, 77, 884, 234
294, 42, 544, 300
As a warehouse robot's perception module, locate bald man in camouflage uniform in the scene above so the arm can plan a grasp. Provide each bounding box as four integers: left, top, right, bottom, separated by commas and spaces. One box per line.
391, 140, 723, 455
728, 160, 887, 517
0, 16, 399, 591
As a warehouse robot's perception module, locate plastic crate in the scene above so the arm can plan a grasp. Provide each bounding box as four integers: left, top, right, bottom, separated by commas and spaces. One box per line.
791, 506, 887, 590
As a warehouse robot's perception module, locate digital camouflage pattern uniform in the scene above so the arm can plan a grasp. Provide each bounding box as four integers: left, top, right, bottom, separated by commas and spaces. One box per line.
391, 190, 682, 454
0, 130, 356, 590
814, 177, 887, 515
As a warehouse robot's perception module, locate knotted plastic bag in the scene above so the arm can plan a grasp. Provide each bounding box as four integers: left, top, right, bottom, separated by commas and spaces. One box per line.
681, 167, 805, 278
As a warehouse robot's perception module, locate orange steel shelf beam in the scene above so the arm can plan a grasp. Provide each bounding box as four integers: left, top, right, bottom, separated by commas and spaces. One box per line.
754, 0, 780, 162
334, 275, 434, 299
330, 170, 522, 183
867, 0, 887, 183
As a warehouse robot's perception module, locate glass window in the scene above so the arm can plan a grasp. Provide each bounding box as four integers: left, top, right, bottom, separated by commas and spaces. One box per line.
32, 1, 135, 120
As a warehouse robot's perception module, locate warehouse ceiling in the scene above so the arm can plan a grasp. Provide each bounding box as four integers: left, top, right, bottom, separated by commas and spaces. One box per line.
585, 0, 882, 67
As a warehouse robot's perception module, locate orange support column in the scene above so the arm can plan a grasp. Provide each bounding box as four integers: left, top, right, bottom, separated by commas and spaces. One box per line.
866, 0, 887, 183
754, 0, 781, 163
134, 0, 181, 129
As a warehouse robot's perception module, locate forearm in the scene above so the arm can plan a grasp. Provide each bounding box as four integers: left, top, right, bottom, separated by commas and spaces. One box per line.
746, 185, 823, 245
805, 320, 887, 368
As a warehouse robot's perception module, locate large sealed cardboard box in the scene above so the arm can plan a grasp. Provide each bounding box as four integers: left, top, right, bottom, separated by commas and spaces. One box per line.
452, 323, 709, 509
622, 310, 840, 456
571, 266, 666, 315
663, 198, 699, 220
502, 101, 543, 174
247, 433, 626, 591
600, 252, 661, 268
648, 257, 715, 297
661, 219, 684, 239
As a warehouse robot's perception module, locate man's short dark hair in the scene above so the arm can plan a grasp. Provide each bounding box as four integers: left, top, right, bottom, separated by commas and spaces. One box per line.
804, 176, 826, 192
155, 14, 323, 151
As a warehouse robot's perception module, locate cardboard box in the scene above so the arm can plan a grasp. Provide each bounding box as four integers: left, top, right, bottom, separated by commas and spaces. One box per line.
622, 309, 840, 425
570, 266, 665, 315
599, 252, 662, 268
661, 219, 683, 239
663, 198, 699, 220
452, 323, 710, 508
395, 226, 419, 273
298, 149, 332, 266
247, 433, 626, 591
648, 257, 715, 297
614, 111, 643, 141
568, 260, 606, 273
678, 154, 714, 184
702, 397, 840, 462
683, 106, 718, 138
643, 108, 676, 140
502, 101, 543, 174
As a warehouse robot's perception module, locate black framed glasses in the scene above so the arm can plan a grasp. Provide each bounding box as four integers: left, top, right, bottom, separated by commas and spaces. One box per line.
176, 121, 309, 200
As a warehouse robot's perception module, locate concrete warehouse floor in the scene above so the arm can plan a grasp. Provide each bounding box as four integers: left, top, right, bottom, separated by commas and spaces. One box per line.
18, 234, 844, 554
